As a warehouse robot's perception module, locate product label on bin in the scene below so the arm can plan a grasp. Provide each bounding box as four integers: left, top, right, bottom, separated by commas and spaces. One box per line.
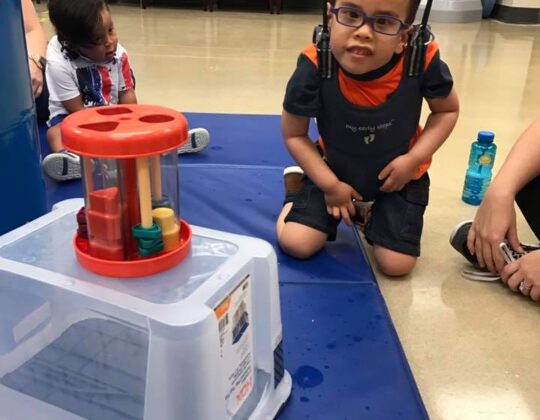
214, 275, 254, 415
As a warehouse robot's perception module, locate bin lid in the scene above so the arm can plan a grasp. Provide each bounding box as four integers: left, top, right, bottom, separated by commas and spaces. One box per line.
61, 104, 188, 158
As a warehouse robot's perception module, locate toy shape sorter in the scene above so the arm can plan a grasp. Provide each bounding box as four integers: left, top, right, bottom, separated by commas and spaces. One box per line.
0, 105, 291, 419
62, 104, 191, 277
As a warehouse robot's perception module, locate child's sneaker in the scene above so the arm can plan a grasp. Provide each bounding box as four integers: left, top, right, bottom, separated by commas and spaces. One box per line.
42, 150, 81, 181
178, 128, 210, 154
283, 166, 304, 195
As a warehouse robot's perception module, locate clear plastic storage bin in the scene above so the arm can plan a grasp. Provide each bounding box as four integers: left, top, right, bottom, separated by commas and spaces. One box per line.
0, 199, 291, 419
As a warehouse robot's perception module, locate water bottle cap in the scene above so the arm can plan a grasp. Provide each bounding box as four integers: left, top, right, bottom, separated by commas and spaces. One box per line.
477, 131, 495, 143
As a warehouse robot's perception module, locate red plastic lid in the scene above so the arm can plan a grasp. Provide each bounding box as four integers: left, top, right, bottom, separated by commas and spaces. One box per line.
61, 105, 188, 158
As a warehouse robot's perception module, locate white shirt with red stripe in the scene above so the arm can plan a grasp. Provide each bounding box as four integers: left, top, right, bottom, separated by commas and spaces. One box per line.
45, 35, 135, 126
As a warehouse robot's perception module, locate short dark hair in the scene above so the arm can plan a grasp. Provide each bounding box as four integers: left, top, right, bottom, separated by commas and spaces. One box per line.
328, 0, 421, 25
48, 0, 109, 48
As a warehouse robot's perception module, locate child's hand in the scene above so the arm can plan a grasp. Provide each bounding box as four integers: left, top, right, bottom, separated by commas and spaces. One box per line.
324, 181, 362, 226
378, 154, 419, 192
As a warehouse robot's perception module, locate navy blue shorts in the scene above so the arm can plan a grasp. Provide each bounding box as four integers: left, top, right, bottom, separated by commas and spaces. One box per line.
284, 173, 430, 256
47, 113, 67, 128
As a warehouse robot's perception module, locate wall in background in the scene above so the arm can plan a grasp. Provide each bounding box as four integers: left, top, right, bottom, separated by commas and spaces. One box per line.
493, 0, 540, 23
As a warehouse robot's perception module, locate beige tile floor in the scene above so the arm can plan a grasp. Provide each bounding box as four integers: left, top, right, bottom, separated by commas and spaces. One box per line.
37, 4, 540, 419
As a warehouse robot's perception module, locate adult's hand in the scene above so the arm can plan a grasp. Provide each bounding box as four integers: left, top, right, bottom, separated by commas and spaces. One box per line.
467, 189, 521, 274
22, 0, 46, 97
501, 251, 540, 301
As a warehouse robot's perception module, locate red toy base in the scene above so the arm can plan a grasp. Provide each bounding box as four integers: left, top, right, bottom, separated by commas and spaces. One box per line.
74, 220, 192, 278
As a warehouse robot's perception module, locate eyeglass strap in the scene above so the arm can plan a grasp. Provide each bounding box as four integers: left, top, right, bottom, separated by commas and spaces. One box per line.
317, 1, 335, 79
421, 0, 433, 27
406, 0, 434, 77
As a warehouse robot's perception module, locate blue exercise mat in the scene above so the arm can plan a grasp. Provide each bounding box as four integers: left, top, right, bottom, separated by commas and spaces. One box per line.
179, 112, 319, 167
38, 113, 428, 419
278, 283, 424, 419
181, 165, 427, 419
181, 165, 375, 286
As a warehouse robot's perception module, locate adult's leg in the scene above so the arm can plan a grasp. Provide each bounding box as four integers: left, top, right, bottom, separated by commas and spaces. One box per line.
516, 176, 540, 239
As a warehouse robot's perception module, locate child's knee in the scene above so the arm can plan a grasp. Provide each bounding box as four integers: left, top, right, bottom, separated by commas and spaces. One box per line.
47, 124, 60, 138
278, 224, 326, 259
373, 246, 417, 277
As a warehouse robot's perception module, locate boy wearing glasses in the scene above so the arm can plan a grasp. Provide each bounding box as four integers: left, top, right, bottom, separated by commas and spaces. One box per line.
276, 0, 459, 276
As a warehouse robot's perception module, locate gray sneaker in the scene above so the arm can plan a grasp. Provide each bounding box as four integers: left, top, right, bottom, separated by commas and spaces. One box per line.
461, 267, 501, 282
42, 151, 81, 181
178, 128, 210, 154
449, 220, 477, 265
521, 243, 540, 253
449, 220, 500, 281
450, 220, 540, 281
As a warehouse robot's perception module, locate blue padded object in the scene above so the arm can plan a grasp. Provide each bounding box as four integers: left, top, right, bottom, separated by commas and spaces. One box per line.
181, 112, 319, 166
44, 175, 82, 210
181, 164, 428, 420
0, 0, 47, 234
181, 165, 376, 286
37, 113, 428, 419
278, 283, 426, 419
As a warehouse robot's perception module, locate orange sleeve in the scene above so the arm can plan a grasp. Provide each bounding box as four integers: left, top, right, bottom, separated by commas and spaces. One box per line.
423, 41, 440, 71
302, 44, 319, 68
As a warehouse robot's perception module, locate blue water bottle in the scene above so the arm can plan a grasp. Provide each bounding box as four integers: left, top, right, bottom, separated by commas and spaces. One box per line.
462, 131, 497, 205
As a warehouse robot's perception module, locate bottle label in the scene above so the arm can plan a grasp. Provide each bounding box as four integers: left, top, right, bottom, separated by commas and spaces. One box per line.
478, 154, 492, 165
464, 175, 485, 195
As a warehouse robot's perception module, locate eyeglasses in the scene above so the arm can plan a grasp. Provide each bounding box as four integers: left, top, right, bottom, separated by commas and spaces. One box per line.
329, 6, 409, 36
